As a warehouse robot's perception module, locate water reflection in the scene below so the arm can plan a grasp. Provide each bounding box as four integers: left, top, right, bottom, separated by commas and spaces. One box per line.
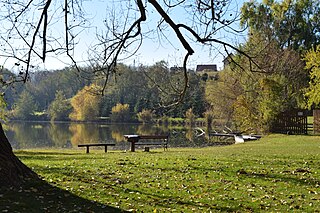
5, 121, 218, 150
50, 123, 72, 148
69, 123, 100, 146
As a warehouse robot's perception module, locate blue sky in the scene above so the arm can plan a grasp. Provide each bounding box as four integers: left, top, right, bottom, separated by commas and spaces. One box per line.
1, 0, 247, 72
79, 0, 247, 71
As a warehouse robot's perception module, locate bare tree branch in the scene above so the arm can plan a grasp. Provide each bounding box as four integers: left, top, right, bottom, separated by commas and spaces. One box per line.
25, 0, 52, 82
0, 0, 255, 107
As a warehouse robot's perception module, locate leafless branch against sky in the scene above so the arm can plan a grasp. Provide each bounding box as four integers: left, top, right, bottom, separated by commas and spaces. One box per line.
0, 0, 249, 105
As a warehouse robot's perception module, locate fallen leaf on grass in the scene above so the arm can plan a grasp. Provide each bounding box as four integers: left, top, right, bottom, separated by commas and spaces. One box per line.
237, 169, 248, 175
295, 168, 310, 173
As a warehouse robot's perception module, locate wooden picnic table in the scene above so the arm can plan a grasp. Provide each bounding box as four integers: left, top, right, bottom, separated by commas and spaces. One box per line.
124, 134, 168, 152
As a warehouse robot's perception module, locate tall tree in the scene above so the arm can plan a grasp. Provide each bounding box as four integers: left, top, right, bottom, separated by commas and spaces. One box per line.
13, 90, 38, 120
303, 45, 320, 108
241, 0, 320, 51
237, 0, 318, 131
48, 90, 72, 121
206, 34, 307, 132
69, 84, 102, 121
205, 66, 241, 127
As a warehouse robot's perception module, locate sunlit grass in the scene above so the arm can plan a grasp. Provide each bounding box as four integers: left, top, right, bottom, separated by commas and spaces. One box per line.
3, 134, 320, 212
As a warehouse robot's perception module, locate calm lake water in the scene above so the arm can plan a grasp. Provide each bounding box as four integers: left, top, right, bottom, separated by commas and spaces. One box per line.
5, 121, 220, 150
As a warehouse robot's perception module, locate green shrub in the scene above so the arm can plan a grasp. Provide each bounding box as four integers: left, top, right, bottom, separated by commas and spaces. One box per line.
137, 109, 155, 124
110, 103, 131, 122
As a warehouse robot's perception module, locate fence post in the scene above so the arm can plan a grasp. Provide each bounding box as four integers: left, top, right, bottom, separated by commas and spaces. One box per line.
313, 110, 320, 134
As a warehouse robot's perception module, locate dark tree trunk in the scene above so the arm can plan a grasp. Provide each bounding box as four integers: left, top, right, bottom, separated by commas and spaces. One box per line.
0, 123, 38, 188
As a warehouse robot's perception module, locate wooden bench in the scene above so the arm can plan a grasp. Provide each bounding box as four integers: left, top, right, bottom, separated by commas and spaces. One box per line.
124, 135, 169, 152
78, 143, 115, 153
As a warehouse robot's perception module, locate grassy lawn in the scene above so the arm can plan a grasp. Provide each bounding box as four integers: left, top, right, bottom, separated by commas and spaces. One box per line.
2, 134, 320, 212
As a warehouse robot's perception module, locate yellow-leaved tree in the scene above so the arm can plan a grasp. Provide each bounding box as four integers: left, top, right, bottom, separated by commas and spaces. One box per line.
111, 103, 131, 122
304, 45, 320, 108
69, 84, 102, 121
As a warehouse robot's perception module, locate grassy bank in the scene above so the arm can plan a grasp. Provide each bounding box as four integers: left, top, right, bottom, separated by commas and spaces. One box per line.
2, 134, 320, 212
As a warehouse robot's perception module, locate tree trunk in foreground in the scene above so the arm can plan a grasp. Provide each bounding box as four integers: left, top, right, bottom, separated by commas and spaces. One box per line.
0, 123, 37, 188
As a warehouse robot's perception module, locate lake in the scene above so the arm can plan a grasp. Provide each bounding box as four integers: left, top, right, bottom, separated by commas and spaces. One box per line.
5, 121, 224, 150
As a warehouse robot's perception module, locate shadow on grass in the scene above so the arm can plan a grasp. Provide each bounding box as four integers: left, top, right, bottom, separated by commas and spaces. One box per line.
16, 150, 115, 162
16, 150, 81, 156
119, 186, 246, 212
0, 179, 126, 213
16, 150, 167, 162
239, 171, 320, 186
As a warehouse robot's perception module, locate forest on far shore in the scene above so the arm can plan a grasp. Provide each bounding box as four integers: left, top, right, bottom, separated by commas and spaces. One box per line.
3, 61, 209, 124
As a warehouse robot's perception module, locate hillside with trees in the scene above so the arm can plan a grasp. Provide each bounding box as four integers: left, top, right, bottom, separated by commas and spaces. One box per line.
4, 62, 207, 123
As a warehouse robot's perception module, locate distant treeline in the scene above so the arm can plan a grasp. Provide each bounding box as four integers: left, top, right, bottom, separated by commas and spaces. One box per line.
4, 61, 209, 123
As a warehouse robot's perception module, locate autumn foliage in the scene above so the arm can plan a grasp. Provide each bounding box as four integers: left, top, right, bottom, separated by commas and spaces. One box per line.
110, 103, 131, 122
69, 84, 101, 121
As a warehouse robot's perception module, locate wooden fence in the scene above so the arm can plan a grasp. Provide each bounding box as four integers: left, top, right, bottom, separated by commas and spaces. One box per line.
271, 110, 308, 135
